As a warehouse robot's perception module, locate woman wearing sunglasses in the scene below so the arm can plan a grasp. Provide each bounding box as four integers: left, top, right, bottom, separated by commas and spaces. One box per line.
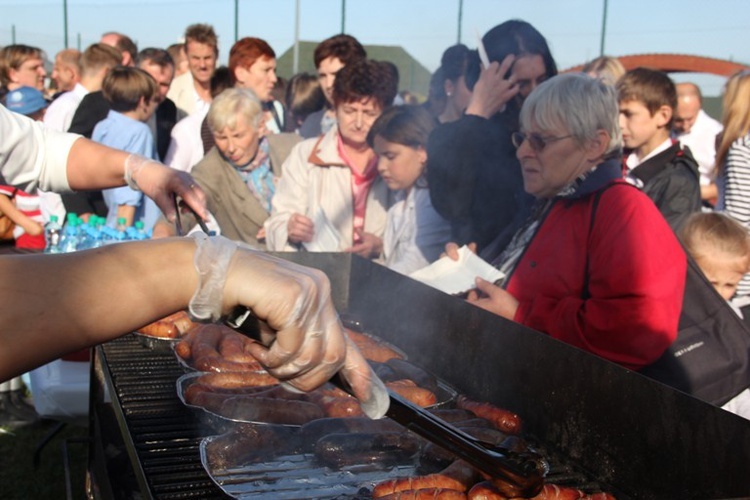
454, 73, 687, 371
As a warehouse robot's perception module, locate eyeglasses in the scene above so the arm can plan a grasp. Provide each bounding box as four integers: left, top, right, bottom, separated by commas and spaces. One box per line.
511, 131, 572, 152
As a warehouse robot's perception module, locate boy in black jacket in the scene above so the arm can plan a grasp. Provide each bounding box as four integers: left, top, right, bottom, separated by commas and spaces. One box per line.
617, 67, 701, 231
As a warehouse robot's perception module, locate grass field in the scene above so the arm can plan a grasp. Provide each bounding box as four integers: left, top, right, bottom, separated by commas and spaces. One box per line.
0, 419, 88, 499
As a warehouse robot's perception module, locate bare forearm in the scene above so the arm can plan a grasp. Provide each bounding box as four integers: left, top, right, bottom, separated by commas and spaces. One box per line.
65, 137, 130, 190
0, 238, 197, 380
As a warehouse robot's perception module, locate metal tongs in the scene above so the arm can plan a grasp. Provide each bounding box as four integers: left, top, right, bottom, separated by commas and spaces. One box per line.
173, 193, 211, 236
225, 308, 549, 497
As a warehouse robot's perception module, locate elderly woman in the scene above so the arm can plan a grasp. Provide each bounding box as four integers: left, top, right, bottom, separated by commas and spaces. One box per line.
154, 88, 300, 246
265, 59, 397, 258
463, 73, 687, 370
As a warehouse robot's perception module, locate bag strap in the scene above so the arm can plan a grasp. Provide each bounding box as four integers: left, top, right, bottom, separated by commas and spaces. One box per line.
581, 182, 628, 299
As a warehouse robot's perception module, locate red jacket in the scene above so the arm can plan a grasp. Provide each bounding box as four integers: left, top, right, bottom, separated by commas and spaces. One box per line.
507, 180, 686, 370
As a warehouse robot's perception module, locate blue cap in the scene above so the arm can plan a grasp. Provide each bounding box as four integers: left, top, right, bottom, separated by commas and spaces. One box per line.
4, 86, 48, 116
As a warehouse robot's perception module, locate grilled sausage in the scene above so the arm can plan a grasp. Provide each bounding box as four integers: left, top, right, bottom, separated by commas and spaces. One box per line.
582, 494, 617, 500
456, 396, 522, 435
309, 393, 365, 418
205, 424, 300, 470
373, 460, 477, 497
137, 319, 178, 339
387, 380, 438, 407
314, 431, 422, 469
468, 481, 506, 499
169, 310, 199, 335
527, 484, 586, 499
218, 330, 260, 364
386, 358, 439, 394
219, 395, 325, 425
345, 328, 404, 362
377, 489, 468, 499
300, 417, 404, 446
196, 371, 279, 389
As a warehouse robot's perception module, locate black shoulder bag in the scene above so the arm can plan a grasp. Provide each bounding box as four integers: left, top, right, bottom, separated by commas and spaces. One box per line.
586, 185, 750, 406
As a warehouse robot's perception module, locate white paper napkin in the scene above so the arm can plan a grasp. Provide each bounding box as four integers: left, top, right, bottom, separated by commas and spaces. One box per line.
409, 245, 505, 295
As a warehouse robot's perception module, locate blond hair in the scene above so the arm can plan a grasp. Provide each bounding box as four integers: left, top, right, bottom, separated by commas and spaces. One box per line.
207, 88, 263, 133
582, 56, 625, 87
681, 212, 750, 273
715, 70, 750, 173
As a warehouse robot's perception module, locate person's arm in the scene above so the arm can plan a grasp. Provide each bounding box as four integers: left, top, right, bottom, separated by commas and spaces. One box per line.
513, 188, 686, 370
1, 107, 206, 224
0, 236, 387, 417
0, 194, 43, 236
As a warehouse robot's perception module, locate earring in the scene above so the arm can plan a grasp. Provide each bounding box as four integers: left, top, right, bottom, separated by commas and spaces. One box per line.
446, 91, 452, 97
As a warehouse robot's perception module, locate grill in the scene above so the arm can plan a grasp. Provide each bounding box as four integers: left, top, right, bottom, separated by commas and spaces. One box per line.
89, 252, 750, 499
89, 336, 228, 499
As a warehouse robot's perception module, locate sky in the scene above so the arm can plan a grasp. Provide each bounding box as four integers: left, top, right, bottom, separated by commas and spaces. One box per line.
2, 0, 749, 96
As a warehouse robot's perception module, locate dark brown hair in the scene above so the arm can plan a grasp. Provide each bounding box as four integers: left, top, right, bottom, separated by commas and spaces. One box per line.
333, 59, 398, 110
616, 67, 677, 124
314, 34, 366, 69
367, 104, 435, 149
102, 66, 157, 112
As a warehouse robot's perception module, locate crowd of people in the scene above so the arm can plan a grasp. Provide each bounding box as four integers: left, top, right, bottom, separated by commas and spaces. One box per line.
2, 19, 750, 426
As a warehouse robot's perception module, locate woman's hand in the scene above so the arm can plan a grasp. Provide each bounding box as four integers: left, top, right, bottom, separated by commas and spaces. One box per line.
442, 241, 477, 260
345, 229, 383, 259
467, 277, 519, 320
223, 245, 388, 418
287, 213, 315, 243
465, 55, 519, 119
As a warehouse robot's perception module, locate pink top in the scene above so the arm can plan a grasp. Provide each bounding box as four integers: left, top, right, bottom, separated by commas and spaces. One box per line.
337, 135, 378, 243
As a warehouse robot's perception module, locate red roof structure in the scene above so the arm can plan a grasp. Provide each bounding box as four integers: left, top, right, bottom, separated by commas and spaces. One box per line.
565, 54, 748, 77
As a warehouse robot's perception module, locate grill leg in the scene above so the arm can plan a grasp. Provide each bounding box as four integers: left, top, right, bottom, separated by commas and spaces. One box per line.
63, 436, 90, 500
33, 420, 66, 468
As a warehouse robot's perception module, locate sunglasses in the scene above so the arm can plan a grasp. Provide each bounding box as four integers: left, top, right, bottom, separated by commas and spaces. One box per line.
511, 132, 572, 152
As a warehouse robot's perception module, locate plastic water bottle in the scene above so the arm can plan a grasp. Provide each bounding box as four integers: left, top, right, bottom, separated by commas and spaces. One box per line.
43, 215, 63, 254
60, 219, 80, 253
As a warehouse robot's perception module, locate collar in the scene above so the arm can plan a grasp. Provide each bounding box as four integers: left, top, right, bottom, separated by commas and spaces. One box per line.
627, 141, 691, 185
336, 133, 378, 184
557, 157, 624, 200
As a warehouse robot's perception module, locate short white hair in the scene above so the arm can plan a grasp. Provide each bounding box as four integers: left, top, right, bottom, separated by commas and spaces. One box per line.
207, 87, 263, 132
520, 73, 622, 157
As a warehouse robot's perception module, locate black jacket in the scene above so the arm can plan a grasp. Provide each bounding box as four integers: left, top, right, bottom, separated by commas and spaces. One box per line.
627, 142, 701, 232
426, 113, 532, 252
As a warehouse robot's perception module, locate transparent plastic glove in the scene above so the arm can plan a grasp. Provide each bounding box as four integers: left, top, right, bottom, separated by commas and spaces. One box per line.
189, 234, 389, 418
124, 154, 207, 222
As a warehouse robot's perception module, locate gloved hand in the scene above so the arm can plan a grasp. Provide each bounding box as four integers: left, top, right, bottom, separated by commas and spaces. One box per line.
124, 154, 207, 222
188, 233, 390, 419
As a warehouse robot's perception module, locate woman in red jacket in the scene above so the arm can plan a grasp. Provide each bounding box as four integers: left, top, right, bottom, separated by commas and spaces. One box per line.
465, 73, 686, 370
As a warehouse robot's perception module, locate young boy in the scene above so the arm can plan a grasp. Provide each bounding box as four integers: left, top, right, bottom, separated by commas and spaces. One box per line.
93, 66, 160, 230
617, 67, 701, 231
680, 211, 750, 419
681, 212, 750, 306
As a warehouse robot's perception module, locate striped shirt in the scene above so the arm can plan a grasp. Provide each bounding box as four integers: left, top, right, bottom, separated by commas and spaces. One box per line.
716, 133, 750, 296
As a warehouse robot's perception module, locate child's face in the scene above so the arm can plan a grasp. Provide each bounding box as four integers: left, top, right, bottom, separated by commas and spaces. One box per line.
618, 99, 670, 154
373, 136, 426, 192
696, 252, 746, 301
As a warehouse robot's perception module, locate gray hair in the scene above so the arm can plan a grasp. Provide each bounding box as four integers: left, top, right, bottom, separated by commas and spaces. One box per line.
520, 73, 622, 157
207, 87, 263, 133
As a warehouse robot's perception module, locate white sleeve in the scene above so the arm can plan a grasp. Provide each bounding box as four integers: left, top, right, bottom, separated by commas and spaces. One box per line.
1, 105, 78, 193
264, 140, 312, 251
